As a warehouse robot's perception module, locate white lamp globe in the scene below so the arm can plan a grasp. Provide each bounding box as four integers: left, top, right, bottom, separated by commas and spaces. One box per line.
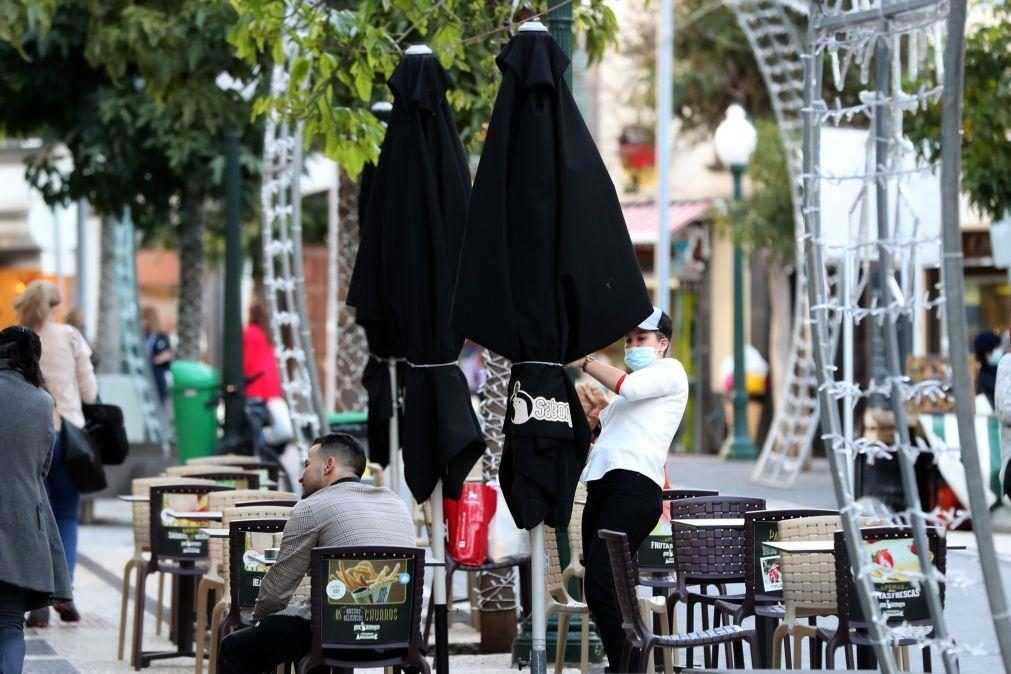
713, 104, 758, 168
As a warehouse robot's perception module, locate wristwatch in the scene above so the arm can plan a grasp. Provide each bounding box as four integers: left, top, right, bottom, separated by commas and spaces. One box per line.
581, 355, 596, 372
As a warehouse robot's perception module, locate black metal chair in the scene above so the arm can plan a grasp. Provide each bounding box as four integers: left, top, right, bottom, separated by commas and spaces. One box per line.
669, 495, 766, 668
131, 483, 233, 669
212, 460, 283, 489
185, 470, 262, 491
715, 508, 837, 668
298, 545, 430, 674
234, 499, 298, 508
599, 529, 758, 672
820, 526, 948, 671
219, 517, 289, 637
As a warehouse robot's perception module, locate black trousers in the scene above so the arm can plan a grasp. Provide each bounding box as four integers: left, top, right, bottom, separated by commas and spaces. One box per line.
582, 469, 662, 672
217, 615, 312, 674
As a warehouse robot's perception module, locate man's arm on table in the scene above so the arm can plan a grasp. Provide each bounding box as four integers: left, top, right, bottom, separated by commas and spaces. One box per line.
251, 505, 317, 621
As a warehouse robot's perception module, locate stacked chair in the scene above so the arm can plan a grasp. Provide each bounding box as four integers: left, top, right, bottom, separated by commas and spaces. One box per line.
669, 495, 765, 668
545, 526, 593, 674
599, 529, 759, 672
193, 491, 295, 674
207, 503, 302, 674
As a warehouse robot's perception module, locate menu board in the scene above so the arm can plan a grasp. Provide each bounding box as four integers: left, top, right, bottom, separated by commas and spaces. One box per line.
848, 537, 931, 622
322, 557, 415, 646
157, 492, 211, 557
238, 531, 277, 607
752, 521, 783, 597
637, 503, 673, 568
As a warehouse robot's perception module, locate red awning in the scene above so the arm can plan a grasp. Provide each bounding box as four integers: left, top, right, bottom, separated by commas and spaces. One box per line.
623, 200, 713, 244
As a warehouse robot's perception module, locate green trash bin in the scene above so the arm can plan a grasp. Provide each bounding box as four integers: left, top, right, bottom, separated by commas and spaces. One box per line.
170, 360, 220, 463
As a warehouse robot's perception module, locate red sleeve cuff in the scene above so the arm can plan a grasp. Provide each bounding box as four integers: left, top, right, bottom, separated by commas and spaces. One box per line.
614, 373, 627, 395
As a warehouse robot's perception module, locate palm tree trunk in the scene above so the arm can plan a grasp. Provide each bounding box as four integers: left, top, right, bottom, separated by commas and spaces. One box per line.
95, 217, 121, 374
176, 190, 206, 361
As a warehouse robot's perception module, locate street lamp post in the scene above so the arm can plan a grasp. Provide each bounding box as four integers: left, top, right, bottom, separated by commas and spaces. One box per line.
714, 105, 759, 461
222, 126, 244, 444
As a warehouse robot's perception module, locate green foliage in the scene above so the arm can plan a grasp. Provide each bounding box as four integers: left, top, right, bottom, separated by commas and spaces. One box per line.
0, 0, 262, 244
906, 3, 1011, 221
228, 0, 621, 178
622, 0, 778, 140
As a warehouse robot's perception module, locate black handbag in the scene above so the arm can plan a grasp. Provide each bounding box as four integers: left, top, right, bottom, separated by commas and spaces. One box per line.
83, 400, 129, 465
60, 418, 107, 494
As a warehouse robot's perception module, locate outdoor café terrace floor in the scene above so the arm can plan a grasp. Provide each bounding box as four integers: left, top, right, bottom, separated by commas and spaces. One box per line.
22, 455, 1011, 674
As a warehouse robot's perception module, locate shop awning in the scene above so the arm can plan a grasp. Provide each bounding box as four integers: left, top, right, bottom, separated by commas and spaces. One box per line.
623, 200, 714, 245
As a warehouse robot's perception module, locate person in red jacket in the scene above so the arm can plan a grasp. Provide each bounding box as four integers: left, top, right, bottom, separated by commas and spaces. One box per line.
243, 304, 293, 446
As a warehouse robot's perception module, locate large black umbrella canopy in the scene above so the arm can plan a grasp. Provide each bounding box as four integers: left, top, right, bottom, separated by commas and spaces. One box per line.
451, 31, 652, 529
348, 53, 485, 502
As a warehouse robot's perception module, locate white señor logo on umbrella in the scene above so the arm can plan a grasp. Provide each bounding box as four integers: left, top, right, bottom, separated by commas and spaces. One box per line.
509, 381, 572, 428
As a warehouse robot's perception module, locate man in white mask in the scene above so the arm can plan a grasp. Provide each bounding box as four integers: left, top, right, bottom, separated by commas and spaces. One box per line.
568, 306, 689, 671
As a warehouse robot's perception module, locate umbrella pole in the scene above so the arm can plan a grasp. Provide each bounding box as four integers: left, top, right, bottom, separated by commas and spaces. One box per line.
388, 359, 401, 495
430, 480, 450, 673
529, 523, 547, 674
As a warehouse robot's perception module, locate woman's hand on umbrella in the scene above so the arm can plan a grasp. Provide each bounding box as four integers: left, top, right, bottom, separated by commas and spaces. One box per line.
566, 358, 585, 369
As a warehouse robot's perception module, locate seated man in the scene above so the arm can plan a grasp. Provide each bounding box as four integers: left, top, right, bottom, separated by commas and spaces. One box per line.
217, 432, 416, 674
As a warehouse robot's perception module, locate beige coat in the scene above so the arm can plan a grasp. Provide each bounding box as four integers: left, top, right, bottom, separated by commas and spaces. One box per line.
38, 322, 97, 428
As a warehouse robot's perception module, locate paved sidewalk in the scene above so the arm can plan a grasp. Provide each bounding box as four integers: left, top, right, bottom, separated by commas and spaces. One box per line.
24, 454, 1011, 673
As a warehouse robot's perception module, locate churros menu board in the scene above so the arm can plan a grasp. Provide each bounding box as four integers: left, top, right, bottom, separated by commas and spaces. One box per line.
847, 537, 931, 623
322, 557, 415, 646
157, 492, 212, 557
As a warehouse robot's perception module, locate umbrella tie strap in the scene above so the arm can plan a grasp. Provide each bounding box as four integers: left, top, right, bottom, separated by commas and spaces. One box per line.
407, 360, 459, 368
513, 360, 565, 367
369, 354, 406, 364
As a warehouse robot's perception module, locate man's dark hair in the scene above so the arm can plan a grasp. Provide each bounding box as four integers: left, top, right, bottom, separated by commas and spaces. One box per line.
311, 432, 367, 478
0, 325, 45, 388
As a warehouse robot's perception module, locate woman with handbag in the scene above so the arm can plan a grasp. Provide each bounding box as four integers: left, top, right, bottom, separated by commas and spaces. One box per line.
13, 280, 97, 626
0, 326, 73, 672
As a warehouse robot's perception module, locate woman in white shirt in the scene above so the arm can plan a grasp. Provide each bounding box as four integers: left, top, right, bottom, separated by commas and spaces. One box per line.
570, 306, 689, 671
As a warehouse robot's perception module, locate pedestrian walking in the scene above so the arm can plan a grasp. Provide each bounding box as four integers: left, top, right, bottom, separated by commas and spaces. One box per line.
216, 433, 415, 673
569, 307, 689, 671
243, 303, 292, 446
996, 340, 1010, 502
975, 329, 1003, 410
13, 280, 97, 626
0, 326, 73, 672
141, 306, 173, 406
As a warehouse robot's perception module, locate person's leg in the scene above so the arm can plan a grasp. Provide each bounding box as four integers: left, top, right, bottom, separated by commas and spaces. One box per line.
0, 583, 29, 674
44, 434, 81, 581
582, 471, 662, 672
217, 617, 311, 674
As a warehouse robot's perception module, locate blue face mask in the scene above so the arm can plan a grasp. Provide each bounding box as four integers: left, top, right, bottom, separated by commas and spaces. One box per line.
624, 346, 659, 371
990, 349, 1004, 367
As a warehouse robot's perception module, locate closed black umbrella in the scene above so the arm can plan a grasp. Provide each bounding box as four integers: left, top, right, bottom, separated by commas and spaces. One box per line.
348, 52, 486, 504
356, 101, 405, 470
451, 27, 652, 531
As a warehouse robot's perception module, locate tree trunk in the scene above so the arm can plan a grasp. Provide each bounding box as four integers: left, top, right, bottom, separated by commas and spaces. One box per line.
176, 190, 206, 362
95, 217, 121, 374
767, 261, 793, 406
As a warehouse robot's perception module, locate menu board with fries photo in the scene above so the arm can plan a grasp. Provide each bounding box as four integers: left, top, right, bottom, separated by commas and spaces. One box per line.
322, 557, 415, 646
